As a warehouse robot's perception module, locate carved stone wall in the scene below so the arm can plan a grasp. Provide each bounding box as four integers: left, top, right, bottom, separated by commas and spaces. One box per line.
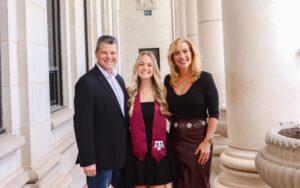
136, 0, 157, 10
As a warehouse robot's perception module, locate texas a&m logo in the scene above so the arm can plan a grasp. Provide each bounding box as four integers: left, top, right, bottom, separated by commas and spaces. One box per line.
154, 141, 165, 151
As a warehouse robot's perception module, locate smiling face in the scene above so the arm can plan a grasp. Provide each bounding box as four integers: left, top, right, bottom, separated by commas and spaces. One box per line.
136, 54, 154, 80
95, 43, 118, 74
172, 41, 193, 71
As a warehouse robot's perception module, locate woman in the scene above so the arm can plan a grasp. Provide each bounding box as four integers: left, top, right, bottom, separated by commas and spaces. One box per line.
164, 38, 219, 188
123, 51, 176, 188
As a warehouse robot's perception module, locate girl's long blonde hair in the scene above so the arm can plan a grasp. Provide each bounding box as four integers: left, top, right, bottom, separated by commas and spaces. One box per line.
127, 51, 171, 117
167, 38, 201, 87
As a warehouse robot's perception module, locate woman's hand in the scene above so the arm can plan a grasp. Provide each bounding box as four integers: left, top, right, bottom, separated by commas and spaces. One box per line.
194, 139, 211, 165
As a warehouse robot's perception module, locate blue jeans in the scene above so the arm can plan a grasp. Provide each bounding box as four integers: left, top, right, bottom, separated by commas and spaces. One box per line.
86, 170, 124, 188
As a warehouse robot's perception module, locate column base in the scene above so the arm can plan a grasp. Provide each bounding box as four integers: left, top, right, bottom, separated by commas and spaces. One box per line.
211, 134, 228, 184
213, 147, 270, 188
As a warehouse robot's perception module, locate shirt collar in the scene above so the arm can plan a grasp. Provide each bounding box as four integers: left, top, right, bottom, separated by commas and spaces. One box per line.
96, 64, 118, 79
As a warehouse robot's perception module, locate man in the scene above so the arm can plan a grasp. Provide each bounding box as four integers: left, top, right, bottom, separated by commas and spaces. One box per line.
73, 35, 128, 188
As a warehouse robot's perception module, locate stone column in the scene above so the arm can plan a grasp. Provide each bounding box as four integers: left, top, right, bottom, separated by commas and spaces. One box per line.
173, 0, 187, 38
197, 0, 226, 105
214, 0, 300, 187
185, 0, 199, 47
197, 0, 227, 182
102, 0, 113, 35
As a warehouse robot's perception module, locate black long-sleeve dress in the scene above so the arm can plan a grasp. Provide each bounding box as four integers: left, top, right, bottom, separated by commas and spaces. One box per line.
164, 71, 219, 188
123, 102, 176, 186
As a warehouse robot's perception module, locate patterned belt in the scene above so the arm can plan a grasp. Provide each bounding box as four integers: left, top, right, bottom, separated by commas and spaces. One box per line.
173, 119, 207, 128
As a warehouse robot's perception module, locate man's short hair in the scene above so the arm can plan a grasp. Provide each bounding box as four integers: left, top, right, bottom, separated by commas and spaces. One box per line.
95, 35, 118, 52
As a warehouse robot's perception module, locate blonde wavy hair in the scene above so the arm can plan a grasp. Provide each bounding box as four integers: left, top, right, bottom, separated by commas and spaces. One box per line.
128, 51, 171, 117
167, 38, 201, 87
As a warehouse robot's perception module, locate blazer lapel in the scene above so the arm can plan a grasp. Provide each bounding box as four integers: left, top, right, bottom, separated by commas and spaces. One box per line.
92, 66, 124, 116
116, 75, 128, 116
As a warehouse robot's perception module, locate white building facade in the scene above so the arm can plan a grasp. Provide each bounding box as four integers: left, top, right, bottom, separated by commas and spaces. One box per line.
0, 0, 299, 187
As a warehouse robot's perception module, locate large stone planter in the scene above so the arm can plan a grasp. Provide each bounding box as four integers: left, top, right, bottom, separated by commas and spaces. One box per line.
255, 123, 300, 188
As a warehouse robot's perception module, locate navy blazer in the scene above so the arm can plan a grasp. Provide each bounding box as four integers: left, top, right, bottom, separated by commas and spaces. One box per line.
73, 65, 129, 170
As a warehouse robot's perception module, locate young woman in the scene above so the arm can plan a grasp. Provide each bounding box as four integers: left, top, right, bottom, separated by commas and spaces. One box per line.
165, 38, 219, 188
123, 51, 176, 188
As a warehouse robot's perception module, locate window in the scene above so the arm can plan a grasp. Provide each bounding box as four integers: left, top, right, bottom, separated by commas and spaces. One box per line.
47, 0, 63, 112
83, 0, 89, 71
144, 10, 152, 16
0, 42, 4, 134
139, 48, 160, 69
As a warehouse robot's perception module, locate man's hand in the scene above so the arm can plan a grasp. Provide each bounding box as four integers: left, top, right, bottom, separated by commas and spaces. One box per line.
83, 164, 96, 177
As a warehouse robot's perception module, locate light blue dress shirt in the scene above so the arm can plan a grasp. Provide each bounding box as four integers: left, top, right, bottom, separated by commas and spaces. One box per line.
96, 64, 125, 116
